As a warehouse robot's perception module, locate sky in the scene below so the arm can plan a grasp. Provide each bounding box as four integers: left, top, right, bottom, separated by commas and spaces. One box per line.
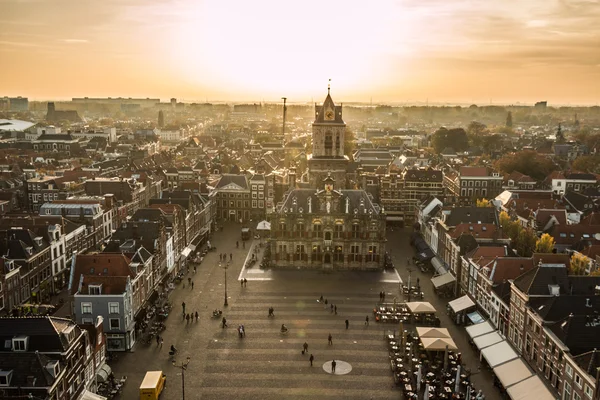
1, 0, 599, 105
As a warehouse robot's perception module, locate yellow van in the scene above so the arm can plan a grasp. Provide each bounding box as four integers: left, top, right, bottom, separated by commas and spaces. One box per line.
139, 371, 166, 400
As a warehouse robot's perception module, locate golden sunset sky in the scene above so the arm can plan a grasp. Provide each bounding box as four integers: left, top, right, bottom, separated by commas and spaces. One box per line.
1, 0, 599, 104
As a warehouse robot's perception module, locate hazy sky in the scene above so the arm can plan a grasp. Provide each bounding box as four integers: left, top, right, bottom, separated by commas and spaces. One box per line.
1, 0, 599, 104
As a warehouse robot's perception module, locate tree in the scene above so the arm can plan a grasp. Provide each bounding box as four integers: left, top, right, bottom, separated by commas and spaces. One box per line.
158, 110, 164, 128
516, 228, 537, 257
569, 253, 590, 275
476, 198, 492, 207
535, 233, 555, 253
506, 111, 513, 128
572, 155, 600, 174
431, 127, 469, 153
467, 121, 487, 136
500, 211, 520, 243
494, 150, 556, 180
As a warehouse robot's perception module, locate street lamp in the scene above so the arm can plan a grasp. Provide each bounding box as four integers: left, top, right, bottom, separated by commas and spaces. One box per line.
222, 262, 229, 307
407, 268, 413, 302
172, 356, 191, 400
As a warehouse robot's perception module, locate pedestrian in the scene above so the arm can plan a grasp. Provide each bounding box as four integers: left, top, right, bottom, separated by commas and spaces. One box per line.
230, 253, 233, 261
345, 319, 349, 329
186, 313, 190, 324
222, 317, 227, 329
194, 265, 197, 273
365, 315, 369, 326
243, 241, 245, 249
182, 312, 186, 321
303, 342, 308, 354
328, 333, 333, 345
416, 277, 420, 288
382, 291, 386, 301
156, 334, 160, 346
244, 278, 247, 287
319, 295, 324, 303
331, 359, 337, 373
191, 281, 194, 290
309, 353, 314, 366
236, 241, 239, 248
160, 338, 163, 348
241, 279, 244, 287
325, 299, 328, 305
195, 311, 198, 322
182, 301, 186, 313
330, 304, 334, 313
334, 305, 337, 315
188, 277, 191, 285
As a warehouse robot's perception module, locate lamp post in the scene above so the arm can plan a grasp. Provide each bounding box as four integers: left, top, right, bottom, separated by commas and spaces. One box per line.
223, 262, 229, 307
407, 267, 413, 302
172, 356, 191, 400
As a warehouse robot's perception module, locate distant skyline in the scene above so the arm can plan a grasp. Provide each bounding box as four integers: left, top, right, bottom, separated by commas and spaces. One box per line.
1, 0, 599, 105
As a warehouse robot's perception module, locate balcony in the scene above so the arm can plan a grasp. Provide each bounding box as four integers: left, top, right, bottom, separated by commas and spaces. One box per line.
324, 239, 332, 247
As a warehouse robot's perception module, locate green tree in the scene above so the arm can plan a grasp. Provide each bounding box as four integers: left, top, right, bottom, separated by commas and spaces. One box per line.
516, 228, 537, 257
535, 233, 555, 253
569, 253, 590, 275
506, 111, 513, 128
431, 127, 469, 153
467, 121, 487, 136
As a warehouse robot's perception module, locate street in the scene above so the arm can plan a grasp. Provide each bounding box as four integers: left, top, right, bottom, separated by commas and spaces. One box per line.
108, 223, 501, 400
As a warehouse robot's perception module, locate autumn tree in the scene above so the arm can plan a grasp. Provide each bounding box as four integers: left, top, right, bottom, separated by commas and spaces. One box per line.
499, 211, 520, 243
494, 150, 556, 180
569, 253, 590, 275
476, 199, 492, 207
535, 233, 555, 253
572, 155, 600, 174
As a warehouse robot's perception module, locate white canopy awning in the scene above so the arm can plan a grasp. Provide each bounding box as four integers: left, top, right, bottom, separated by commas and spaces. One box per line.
416, 327, 451, 339
481, 340, 519, 367
465, 320, 495, 339
421, 337, 458, 351
406, 301, 436, 314
473, 331, 504, 350
96, 364, 112, 383
506, 375, 556, 400
448, 295, 475, 313
431, 272, 455, 289
256, 220, 271, 230
181, 246, 192, 259
493, 358, 534, 389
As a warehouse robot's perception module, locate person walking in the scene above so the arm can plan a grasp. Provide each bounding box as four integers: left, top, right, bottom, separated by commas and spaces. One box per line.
193, 265, 197, 273
319, 295, 324, 303
236, 241, 239, 248
156, 334, 161, 347
330, 304, 334, 313
186, 313, 190, 324
241, 279, 244, 287
182, 302, 186, 314
159, 338, 163, 348
191, 281, 194, 290
309, 353, 314, 367
328, 333, 333, 345
331, 359, 337, 373
334, 305, 337, 315
365, 316, 369, 326
222, 317, 227, 329
345, 319, 349, 329
244, 278, 247, 287
188, 277, 191, 285
195, 311, 198, 322
230, 253, 233, 262
303, 342, 308, 354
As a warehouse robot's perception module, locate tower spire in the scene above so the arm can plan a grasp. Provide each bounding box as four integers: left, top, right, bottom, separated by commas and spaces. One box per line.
328, 78, 331, 95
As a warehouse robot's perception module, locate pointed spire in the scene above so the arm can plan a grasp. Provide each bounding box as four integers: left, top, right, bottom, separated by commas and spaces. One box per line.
328, 78, 331, 95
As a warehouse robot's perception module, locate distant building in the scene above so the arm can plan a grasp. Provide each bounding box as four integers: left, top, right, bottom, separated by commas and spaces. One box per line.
1, 96, 29, 111
72, 97, 159, 109
534, 101, 547, 110
46, 102, 81, 122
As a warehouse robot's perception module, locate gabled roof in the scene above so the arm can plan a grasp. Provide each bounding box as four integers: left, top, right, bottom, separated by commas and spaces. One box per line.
70, 253, 134, 295
314, 92, 345, 124
450, 223, 498, 240
563, 190, 593, 212
572, 349, 600, 377
535, 209, 567, 231
459, 166, 489, 177
547, 313, 600, 355
278, 188, 380, 215
215, 174, 248, 190
513, 263, 569, 296
444, 207, 498, 227
0, 316, 79, 353
488, 257, 536, 284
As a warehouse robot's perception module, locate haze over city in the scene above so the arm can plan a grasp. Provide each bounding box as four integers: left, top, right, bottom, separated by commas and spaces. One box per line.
2, 0, 599, 105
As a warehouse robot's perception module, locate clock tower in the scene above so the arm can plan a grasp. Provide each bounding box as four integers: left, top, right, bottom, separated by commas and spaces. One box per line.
308, 88, 349, 188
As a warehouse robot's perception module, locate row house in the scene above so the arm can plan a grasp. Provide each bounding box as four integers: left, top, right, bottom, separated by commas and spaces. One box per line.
213, 174, 252, 222
0, 228, 52, 310
25, 175, 65, 212
508, 259, 600, 398
563, 349, 600, 400
444, 166, 503, 205
149, 203, 186, 270
0, 316, 101, 400
503, 171, 538, 191
269, 177, 386, 270
548, 171, 597, 195
130, 208, 176, 274
70, 253, 139, 351
249, 173, 266, 221
84, 177, 147, 218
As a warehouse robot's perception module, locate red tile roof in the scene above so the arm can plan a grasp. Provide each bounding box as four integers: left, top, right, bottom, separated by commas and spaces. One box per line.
459, 166, 488, 177
489, 257, 536, 284
532, 253, 571, 268
535, 209, 567, 228
71, 253, 134, 295
450, 223, 498, 239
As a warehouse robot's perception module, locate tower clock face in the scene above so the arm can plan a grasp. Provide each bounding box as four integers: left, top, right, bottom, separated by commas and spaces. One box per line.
325, 110, 334, 120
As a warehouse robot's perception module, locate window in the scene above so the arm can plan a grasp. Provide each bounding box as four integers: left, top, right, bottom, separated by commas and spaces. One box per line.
12, 337, 28, 351
584, 384, 593, 398
575, 374, 582, 389
350, 245, 360, 262
81, 302, 92, 314
333, 246, 343, 262
82, 318, 93, 324
109, 318, 120, 330
563, 382, 571, 399
88, 285, 101, 295
352, 224, 360, 239
573, 393, 581, 400
566, 364, 573, 378
313, 223, 322, 238
334, 224, 343, 239
108, 302, 119, 314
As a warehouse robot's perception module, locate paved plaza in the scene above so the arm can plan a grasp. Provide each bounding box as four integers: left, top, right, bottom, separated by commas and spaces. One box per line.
109, 222, 501, 400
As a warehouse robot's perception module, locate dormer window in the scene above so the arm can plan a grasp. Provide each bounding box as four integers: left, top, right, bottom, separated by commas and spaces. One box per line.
0, 370, 13, 386
88, 284, 102, 295
12, 336, 28, 351
45, 360, 60, 378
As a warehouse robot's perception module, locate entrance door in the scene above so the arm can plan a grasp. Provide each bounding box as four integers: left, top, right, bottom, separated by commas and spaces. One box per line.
229, 210, 236, 221
324, 253, 331, 264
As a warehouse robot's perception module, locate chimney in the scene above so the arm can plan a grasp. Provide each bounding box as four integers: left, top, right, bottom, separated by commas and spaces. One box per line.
586, 298, 592, 308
